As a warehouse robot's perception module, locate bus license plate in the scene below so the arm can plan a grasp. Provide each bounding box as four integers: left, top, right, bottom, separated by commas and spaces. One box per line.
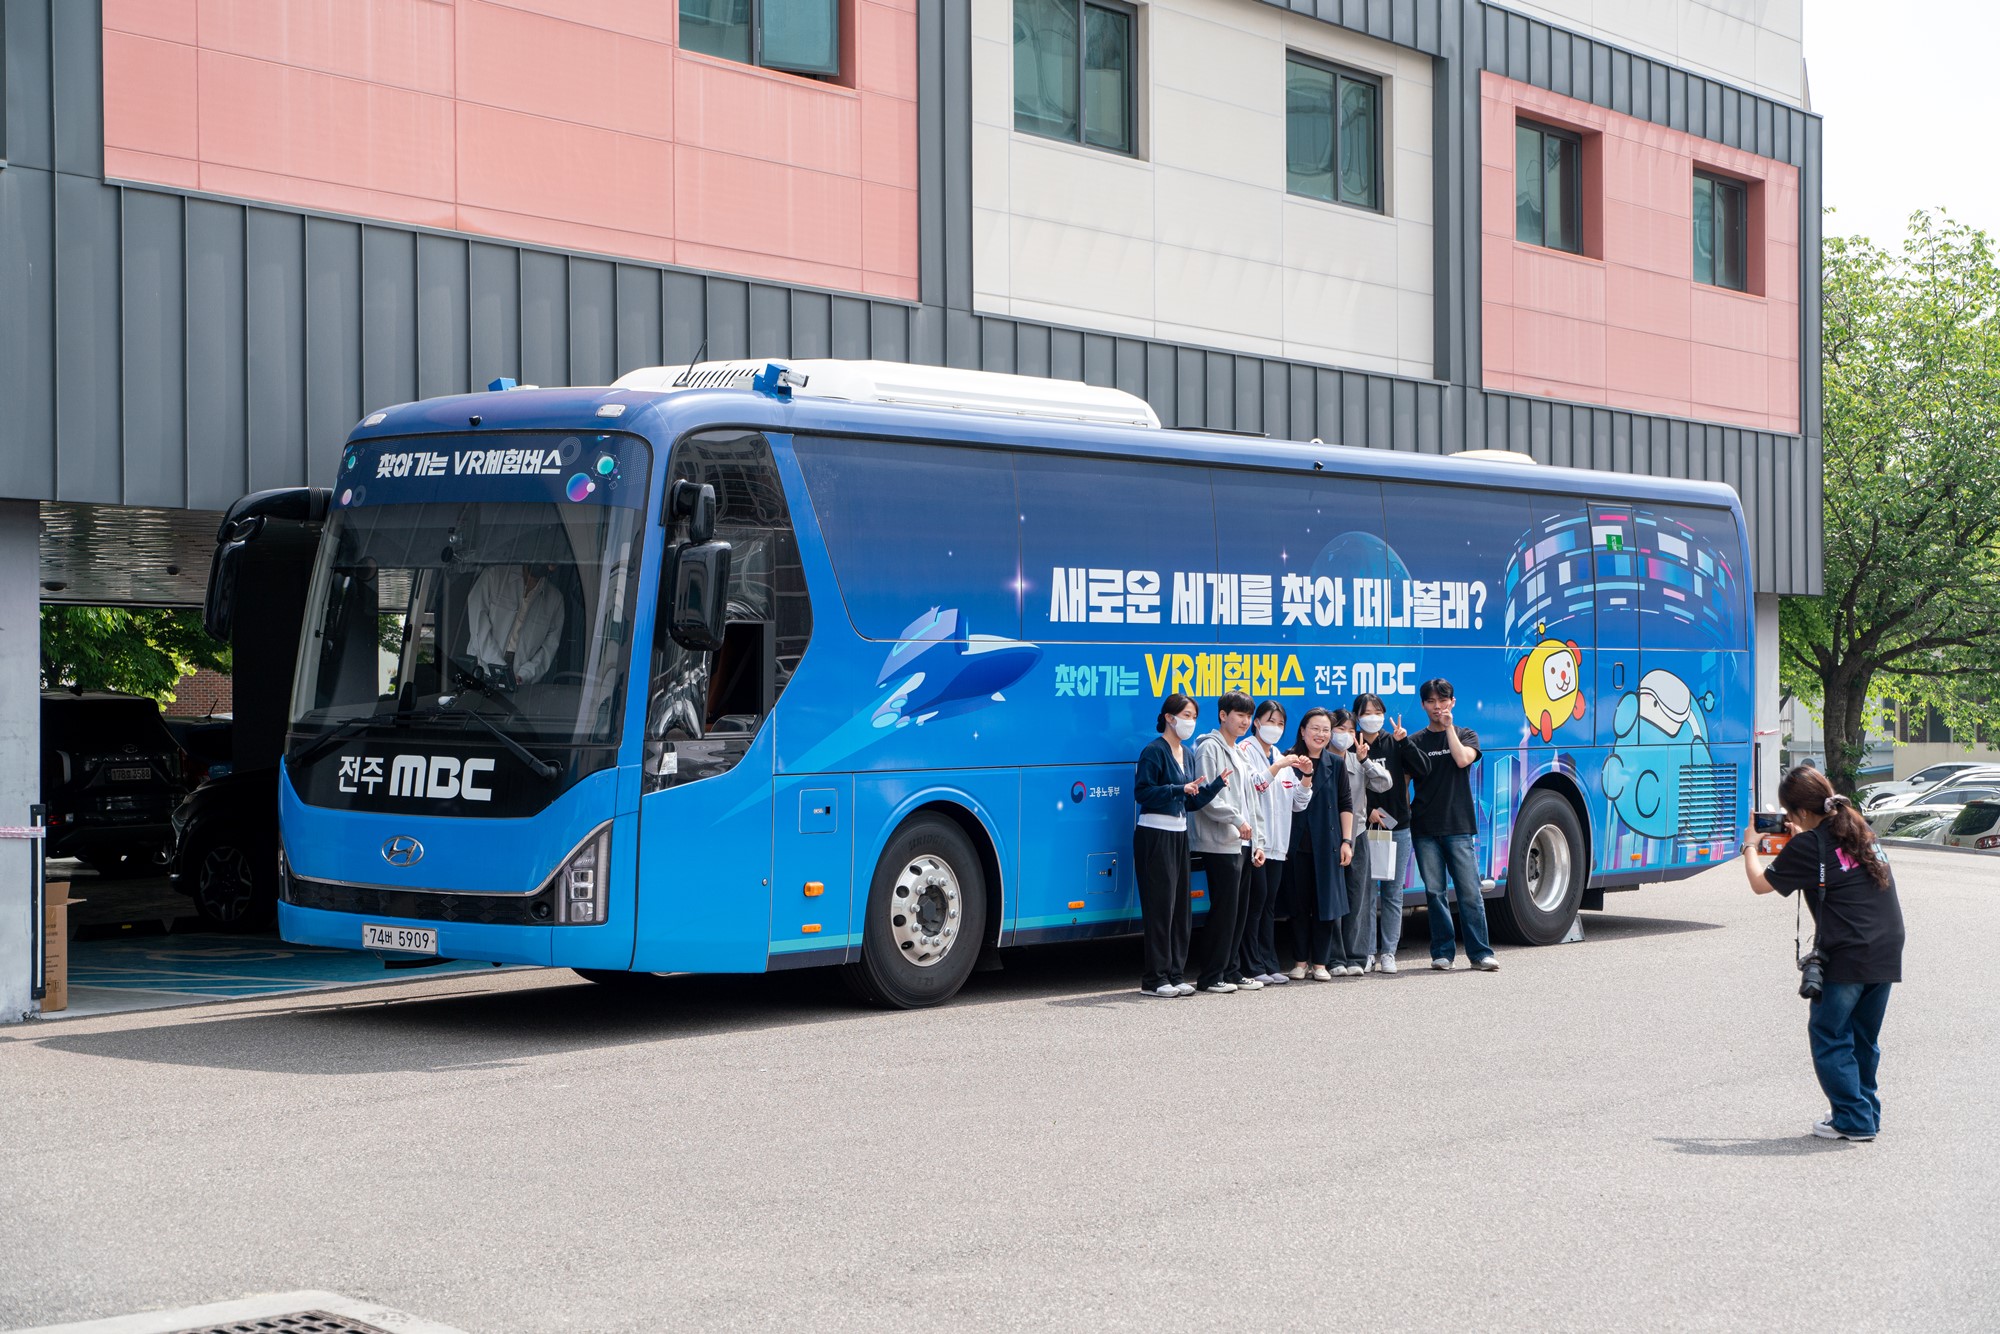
363, 923, 437, 955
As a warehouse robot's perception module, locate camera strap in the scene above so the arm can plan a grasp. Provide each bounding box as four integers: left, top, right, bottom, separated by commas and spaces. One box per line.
1796, 839, 1824, 967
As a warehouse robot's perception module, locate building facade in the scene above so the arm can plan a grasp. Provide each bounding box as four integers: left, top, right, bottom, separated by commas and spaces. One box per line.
0, 0, 1819, 1017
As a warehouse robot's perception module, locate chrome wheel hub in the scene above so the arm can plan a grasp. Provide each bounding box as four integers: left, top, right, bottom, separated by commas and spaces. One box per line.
1523, 824, 1572, 913
890, 854, 961, 967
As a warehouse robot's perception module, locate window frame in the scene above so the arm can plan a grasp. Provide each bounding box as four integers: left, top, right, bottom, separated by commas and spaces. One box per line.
1283, 52, 1386, 214
1011, 0, 1141, 159
1692, 169, 1750, 293
679, 0, 842, 80
1515, 118, 1584, 255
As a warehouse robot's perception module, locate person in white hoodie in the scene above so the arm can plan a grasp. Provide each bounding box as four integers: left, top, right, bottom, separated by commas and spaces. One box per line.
1190, 692, 1266, 993
1238, 700, 1315, 986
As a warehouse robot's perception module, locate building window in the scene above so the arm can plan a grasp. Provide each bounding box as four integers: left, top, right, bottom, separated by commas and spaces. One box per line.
1516, 120, 1582, 253
680, 0, 840, 78
1693, 171, 1749, 291
1285, 56, 1381, 210
1013, 0, 1136, 155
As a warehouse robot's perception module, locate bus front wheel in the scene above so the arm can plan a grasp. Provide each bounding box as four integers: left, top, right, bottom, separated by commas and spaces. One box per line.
1489, 790, 1588, 946
844, 815, 988, 1010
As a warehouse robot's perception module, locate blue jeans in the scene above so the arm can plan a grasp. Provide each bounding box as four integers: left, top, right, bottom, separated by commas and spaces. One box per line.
1413, 833, 1492, 963
1809, 981, 1892, 1137
1372, 826, 1412, 956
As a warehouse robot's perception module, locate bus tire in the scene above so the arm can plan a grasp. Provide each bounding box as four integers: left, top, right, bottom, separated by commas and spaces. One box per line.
1489, 790, 1588, 946
844, 815, 987, 1010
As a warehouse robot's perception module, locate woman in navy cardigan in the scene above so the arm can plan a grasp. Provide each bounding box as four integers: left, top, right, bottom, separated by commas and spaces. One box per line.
1133, 692, 1230, 997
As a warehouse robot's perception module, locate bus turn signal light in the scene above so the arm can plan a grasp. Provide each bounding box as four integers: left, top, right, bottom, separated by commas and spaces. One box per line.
1067, 900, 1085, 910
802, 923, 822, 934
804, 881, 825, 897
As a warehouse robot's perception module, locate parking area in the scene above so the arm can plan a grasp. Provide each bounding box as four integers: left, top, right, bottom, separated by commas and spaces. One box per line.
3, 848, 1994, 1333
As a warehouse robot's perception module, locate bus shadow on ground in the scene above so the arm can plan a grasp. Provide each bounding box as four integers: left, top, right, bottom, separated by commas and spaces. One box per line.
23, 911, 1721, 1076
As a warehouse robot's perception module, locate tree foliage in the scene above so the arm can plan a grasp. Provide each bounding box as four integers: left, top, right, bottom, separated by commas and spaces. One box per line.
1781, 211, 2000, 794
40, 606, 231, 706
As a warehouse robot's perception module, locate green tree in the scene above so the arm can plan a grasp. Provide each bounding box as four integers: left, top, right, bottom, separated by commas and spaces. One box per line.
40, 606, 232, 705
1781, 211, 2000, 795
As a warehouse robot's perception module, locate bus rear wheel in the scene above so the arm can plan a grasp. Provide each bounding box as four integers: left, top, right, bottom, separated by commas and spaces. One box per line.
1489, 790, 1587, 946
843, 815, 987, 1010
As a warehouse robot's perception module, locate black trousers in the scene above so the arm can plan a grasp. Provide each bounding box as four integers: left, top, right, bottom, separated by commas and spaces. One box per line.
1195, 847, 1253, 987
1282, 840, 1335, 967
1239, 857, 1284, 978
1134, 825, 1193, 990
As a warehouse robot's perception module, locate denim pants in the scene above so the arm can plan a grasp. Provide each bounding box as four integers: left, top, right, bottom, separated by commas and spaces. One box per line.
1413, 833, 1493, 963
1809, 981, 1892, 1137
1372, 826, 1412, 957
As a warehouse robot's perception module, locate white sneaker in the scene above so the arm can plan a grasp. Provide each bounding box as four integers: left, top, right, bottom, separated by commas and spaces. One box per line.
1197, 981, 1238, 994
1143, 984, 1180, 998
1235, 977, 1264, 990
1473, 955, 1500, 972
1431, 956, 1454, 971
1378, 953, 1398, 975
1173, 982, 1196, 996
1310, 965, 1333, 981
1287, 964, 1309, 980
1812, 1118, 1875, 1141
1338, 964, 1360, 976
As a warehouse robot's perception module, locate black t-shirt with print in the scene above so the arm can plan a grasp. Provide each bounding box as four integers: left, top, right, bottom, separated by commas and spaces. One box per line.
1764, 826, 1906, 985
1406, 726, 1481, 838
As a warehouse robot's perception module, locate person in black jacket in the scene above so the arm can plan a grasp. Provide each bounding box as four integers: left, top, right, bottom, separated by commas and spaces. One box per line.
1281, 707, 1354, 980
1741, 765, 1906, 1141
1133, 693, 1229, 998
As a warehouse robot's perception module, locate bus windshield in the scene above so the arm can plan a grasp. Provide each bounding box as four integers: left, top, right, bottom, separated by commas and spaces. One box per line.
289, 432, 649, 771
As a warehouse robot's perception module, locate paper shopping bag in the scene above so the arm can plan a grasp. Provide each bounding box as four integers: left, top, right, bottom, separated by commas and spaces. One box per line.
1367, 830, 1397, 881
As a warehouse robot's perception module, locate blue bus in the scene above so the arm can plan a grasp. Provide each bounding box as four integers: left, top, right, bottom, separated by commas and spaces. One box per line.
206, 360, 1752, 1008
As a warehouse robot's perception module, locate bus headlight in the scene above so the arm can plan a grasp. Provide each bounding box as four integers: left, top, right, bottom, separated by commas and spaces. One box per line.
551, 825, 611, 925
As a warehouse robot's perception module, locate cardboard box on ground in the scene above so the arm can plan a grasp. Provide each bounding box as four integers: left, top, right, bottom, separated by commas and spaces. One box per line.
42, 881, 79, 1013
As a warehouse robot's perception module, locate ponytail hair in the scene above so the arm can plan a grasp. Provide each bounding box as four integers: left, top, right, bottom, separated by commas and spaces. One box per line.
1778, 765, 1890, 887
1156, 693, 1196, 734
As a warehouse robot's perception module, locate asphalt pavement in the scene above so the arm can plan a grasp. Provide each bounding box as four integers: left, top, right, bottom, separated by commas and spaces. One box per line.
2, 847, 1994, 1333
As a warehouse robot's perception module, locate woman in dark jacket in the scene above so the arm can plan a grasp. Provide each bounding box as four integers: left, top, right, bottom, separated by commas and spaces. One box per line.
1133, 692, 1229, 998
1281, 707, 1354, 980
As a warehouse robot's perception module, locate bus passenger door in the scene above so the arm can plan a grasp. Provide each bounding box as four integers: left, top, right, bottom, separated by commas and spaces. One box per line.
771, 775, 854, 964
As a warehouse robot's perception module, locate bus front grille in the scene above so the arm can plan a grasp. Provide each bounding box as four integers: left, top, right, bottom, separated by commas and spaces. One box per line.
283, 874, 557, 926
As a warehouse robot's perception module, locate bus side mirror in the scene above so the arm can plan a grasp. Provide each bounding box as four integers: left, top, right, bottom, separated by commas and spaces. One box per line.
203, 486, 332, 642
668, 541, 732, 652
204, 523, 253, 642
668, 480, 717, 544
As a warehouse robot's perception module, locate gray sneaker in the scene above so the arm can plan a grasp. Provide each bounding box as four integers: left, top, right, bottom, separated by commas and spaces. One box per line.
1473, 955, 1500, 972
1235, 977, 1265, 990
1812, 1118, 1875, 1141
1262, 971, 1290, 985
1143, 984, 1181, 998
1173, 982, 1196, 996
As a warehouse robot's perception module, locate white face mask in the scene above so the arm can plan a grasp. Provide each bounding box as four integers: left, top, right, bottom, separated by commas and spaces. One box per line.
1257, 724, 1282, 745
1173, 717, 1196, 740
1358, 714, 1385, 734
1329, 731, 1354, 752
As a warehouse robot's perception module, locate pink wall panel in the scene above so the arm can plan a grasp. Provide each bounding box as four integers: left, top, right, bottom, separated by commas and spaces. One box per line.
102, 0, 921, 307
1481, 73, 1801, 433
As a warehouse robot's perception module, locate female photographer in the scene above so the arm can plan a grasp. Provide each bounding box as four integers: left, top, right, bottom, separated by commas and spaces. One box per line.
1740, 765, 1906, 1142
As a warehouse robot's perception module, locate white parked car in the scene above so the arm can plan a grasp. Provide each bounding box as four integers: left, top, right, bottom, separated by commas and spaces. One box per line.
1867, 767, 2000, 813
1943, 800, 2000, 852
1867, 783, 2000, 838
1861, 762, 1996, 809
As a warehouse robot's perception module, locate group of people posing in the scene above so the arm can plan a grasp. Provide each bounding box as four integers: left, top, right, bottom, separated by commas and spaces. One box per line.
1131, 676, 1500, 997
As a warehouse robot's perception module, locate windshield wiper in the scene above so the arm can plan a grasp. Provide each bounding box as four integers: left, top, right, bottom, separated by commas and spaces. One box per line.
439, 692, 562, 782
288, 715, 383, 769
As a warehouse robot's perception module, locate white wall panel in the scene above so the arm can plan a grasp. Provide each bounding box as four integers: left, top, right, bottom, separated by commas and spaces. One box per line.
1493, 1, 1806, 105
971, 0, 1438, 378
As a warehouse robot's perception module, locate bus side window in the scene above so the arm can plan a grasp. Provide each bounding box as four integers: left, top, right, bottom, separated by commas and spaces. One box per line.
645, 431, 810, 790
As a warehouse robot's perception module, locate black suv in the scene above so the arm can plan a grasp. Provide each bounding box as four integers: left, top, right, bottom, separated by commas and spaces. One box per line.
41, 691, 185, 875
169, 765, 281, 930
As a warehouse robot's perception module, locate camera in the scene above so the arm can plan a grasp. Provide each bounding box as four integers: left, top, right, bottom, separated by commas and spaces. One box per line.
1798, 949, 1825, 1001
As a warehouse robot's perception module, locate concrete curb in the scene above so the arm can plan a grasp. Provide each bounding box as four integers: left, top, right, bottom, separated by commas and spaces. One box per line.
7, 1290, 472, 1334
1883, 838, 1994, 859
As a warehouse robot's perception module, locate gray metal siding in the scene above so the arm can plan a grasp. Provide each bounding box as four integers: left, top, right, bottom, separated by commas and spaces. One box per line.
0, 0, 1822, 595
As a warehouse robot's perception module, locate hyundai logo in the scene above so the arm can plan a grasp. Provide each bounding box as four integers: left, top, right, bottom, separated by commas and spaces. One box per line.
381, 835, 425, 867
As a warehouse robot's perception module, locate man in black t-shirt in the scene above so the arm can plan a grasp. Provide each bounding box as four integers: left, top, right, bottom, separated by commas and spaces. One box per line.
1405, 678, 1498, 971
1743, 776, 1906, 1142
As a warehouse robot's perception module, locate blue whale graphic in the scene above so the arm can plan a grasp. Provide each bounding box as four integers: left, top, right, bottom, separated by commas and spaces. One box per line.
873, 607, 1042, 729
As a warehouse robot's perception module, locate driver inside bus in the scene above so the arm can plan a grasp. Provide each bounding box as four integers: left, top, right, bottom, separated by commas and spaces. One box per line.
465, 561, 565, 687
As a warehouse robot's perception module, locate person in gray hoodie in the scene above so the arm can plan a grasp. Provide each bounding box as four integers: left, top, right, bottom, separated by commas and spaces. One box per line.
1190, 692, 1267, 993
